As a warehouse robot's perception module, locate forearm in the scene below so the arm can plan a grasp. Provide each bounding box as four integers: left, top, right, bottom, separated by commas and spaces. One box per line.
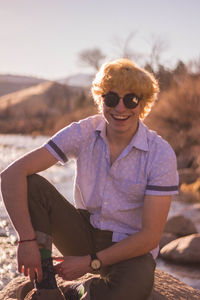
97, 229, 157, 267
0, 164, 35, 240
96, 195, 171, 267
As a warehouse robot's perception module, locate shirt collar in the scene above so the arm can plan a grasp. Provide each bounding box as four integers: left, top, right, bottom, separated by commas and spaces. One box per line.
129, 120, 149, 151
95, 117, 149, 152
95, 116, 107, 140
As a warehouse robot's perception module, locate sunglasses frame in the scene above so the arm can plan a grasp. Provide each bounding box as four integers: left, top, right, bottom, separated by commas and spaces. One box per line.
102, 91, 142, 109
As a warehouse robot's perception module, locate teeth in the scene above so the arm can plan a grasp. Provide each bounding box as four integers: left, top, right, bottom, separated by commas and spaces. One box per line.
113, 114, 129, 120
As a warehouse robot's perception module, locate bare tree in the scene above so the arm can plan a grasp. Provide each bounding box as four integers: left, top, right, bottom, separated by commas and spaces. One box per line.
78, 48, 106, 71
187, 55, 200, 74
145, 35, 169, 72
111, 31, 143, 62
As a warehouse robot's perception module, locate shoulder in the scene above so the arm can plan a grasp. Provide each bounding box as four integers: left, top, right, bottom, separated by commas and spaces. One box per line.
54, 114, 104, 138
143, 122, 176, 161
77, 114, 104, 130
69, 114, 104, 138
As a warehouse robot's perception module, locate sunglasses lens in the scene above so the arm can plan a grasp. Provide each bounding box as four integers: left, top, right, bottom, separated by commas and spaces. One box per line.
103, 92, 119, 107
103, 92, 141, 108
124, 94, 140, 108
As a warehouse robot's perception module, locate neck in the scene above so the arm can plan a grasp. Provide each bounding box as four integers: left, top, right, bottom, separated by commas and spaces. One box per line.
106, 122, 139, 146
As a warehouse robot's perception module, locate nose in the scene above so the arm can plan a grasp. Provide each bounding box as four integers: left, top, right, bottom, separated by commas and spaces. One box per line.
115, 98, 126, 111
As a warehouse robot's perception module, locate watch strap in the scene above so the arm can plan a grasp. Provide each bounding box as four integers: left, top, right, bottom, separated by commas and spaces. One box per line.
90, 253, 98, 260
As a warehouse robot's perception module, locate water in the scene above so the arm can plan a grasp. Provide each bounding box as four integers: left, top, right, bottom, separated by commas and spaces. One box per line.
0, 134, 75, 217
0, 134, 200, 290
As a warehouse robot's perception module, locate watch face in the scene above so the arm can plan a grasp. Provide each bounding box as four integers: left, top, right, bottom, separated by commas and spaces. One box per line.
91, 259, 101, 270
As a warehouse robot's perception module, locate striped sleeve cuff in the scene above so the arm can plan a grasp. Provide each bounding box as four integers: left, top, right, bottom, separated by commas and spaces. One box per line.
145, 185, 179, 195
45, 140, 68, 164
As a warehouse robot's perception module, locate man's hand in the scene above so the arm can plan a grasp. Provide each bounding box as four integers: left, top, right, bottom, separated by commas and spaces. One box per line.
17, 241, 42, 282
54, 255, 91, 281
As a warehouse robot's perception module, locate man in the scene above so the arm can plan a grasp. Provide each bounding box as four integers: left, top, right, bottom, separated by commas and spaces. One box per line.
1, 58, 178, 300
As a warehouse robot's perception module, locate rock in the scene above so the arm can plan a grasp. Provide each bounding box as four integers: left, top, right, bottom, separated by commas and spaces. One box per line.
178, 168, 198, 185
0, 228, 8, 237
159, 232, 177, 249
160, 233, 200, 264
164, 215, 197, 237
1, 270, 200, 300
148, 269, 200, 300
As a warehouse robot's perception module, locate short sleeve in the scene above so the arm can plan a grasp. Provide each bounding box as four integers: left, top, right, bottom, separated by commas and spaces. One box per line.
44, 120, 84, 164
145, 140, 179, 196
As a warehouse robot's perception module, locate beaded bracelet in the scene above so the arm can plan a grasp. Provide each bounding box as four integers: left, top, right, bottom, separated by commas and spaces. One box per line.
18, 238, 37, 244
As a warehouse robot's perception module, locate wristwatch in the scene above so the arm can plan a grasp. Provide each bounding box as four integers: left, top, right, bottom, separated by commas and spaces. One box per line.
90, 253, 102, 271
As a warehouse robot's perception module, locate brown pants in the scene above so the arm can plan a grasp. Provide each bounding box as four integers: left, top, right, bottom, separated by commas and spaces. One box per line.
27, 174, 155, 300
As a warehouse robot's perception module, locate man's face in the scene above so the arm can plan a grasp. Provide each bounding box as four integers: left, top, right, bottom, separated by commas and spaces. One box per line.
102, 89, 141, 138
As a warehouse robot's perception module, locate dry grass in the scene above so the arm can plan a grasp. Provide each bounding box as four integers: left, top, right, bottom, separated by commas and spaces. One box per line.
145, 76, 200, 204
51, 104, 98, 134
145, 77, 200, 155
180, 178, 200, 203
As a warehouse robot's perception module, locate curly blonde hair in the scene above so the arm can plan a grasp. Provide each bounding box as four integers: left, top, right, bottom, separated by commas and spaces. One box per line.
91, 58, 159, 119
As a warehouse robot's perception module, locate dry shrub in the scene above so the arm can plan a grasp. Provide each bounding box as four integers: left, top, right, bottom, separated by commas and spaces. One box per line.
180, 178, 200, 203
145, 77, 200, 155
51, 104, 98, 134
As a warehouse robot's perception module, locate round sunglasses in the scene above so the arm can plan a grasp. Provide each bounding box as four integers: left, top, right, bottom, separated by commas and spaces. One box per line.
102, 91, 142, 109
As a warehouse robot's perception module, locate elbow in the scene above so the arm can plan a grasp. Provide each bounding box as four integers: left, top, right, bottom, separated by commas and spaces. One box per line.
0, 168, 8, 185
1, 162, 26, 185
1, 168, 11, 191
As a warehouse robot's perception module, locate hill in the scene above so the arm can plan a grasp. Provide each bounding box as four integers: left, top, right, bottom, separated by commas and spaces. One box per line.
0, 74, 45, 97
60, 73, 94, 87
0, 81, 97, 135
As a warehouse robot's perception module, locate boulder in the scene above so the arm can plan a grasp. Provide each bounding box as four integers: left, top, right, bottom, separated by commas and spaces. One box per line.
148, 269, 200, 300
164, 215, 197, 237
159, 232, 177, 249
1, 269, 200, 300
160, 233, 200, 264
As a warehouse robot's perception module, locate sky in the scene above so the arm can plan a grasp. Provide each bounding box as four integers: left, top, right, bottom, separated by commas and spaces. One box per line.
0, 0, 200, 80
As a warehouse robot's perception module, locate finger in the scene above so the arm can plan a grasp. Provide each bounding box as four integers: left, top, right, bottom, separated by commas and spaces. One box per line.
52, 256, 64, 262
24, 267, 29, 277
18, 263, 22, 273
29, 268, 35, 282
36, 264, 43, 283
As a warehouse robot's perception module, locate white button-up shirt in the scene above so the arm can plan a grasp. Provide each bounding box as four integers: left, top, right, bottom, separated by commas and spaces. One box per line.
45, 114, 179, 258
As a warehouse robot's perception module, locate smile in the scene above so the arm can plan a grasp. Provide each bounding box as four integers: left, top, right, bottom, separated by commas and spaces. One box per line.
111, 114, 130, 121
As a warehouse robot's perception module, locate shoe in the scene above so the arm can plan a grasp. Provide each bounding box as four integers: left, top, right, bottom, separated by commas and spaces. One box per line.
17, 281, 65, 300
24, 288, 66, 300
